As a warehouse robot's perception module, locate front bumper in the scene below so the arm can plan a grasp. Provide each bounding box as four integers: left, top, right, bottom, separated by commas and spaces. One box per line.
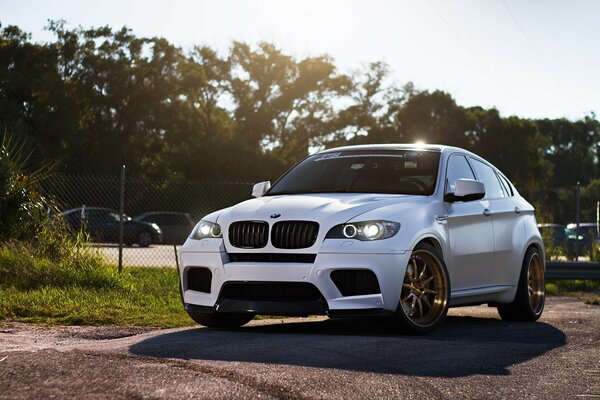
179, 249, 410, 316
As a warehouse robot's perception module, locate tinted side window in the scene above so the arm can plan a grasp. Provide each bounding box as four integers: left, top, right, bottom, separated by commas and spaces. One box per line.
158, 214, 175, 226
445, 155, 475, 193
87, 210, 109, 223
497, 173, 514, 197
470, 158, 505, 199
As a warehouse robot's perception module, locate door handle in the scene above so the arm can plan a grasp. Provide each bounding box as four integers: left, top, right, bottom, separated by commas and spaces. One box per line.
514, 207, 521, 214
483, 208, 493, 217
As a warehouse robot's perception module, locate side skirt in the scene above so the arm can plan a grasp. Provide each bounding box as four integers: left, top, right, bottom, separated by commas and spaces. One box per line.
449, 285, 514, 307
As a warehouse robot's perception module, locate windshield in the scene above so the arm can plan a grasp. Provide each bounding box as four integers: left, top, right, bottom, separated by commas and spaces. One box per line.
267, 150, 441, 196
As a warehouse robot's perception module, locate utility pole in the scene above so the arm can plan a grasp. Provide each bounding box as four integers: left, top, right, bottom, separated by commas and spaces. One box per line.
575, 182, 581, 261
597, 200, 599, 239
118, 165, 125, 273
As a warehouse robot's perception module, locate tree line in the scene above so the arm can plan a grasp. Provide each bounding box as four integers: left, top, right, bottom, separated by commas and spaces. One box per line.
1, 22, 599, 222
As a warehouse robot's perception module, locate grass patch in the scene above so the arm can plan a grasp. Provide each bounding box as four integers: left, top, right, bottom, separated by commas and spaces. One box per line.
0, 267, 192, 328
546, 279, 600, 306
0, 243, 192, 327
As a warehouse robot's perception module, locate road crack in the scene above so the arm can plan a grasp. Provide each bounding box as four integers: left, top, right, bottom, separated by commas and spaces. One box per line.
74, 349, 315, 400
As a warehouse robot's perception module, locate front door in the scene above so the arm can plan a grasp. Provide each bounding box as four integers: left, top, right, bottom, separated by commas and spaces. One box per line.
444, 154, 495, 290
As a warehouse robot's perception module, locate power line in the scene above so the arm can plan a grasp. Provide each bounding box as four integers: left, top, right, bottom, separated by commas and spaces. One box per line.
501, 0, 584, 113
426, 0, 514, 98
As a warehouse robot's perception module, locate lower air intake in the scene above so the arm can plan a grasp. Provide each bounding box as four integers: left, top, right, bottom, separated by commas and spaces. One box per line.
330, 269, 381, 296
219, 282, 324, 302
187, 267, 212, 293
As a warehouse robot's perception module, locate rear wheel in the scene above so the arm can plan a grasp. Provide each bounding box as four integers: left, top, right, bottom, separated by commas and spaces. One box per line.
392, 242, 450, 334
187, 310, 255, 329
497, 247, 545, 321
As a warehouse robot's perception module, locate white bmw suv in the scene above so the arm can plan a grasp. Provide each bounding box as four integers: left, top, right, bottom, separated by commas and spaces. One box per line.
179, 144, 545, 334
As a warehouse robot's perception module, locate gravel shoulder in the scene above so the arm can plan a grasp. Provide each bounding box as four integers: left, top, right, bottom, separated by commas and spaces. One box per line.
1, 297, 599, 399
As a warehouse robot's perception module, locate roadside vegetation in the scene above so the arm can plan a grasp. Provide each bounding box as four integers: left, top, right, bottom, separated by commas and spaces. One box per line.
0, 133, 191, 327
0, 261, 191, 327
546, 280, 600, 306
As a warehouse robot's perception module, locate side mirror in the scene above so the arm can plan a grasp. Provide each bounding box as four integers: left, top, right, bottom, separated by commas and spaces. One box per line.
252, 181, 271, 198
444, 179, 485, 202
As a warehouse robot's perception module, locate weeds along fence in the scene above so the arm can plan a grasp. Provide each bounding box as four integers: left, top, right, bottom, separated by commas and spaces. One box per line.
41, 171, 253, 269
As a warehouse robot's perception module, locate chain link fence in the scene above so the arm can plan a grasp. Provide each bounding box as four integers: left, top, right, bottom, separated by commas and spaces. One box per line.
40, 173, 599, 267
41, 172, 253, 268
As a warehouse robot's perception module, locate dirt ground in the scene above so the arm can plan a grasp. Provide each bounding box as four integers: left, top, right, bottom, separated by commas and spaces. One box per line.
1, 296, 599, 399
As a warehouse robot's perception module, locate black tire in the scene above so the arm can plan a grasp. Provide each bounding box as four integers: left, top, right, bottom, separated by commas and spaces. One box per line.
391, 242, 450, 335
137, 231, 152, 247
497, 246, 545, 321
187, 310, 255, 329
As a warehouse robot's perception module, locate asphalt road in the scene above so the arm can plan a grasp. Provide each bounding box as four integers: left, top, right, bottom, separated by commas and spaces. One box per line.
1, 297, 599, 399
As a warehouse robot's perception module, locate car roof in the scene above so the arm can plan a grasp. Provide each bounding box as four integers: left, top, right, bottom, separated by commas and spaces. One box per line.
319, 143, 466, 154
61, 207, 114, 215
136, 211, 190, 216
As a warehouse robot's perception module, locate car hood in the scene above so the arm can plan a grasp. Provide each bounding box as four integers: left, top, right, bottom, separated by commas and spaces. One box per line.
216, 193, 427, 228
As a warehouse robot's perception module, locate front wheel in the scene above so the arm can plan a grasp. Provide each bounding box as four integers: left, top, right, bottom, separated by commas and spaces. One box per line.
391, 242, 450, 334
187, 310, 255, 329
497, 247, 545, 321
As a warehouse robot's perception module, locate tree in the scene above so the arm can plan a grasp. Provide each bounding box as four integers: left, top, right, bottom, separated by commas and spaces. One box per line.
227, 42, 350, 163
0, 25, 71, 169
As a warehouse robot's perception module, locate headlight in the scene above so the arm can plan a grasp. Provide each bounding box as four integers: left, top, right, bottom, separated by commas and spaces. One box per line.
325, 220, 400, 241
190, 220, 222, 240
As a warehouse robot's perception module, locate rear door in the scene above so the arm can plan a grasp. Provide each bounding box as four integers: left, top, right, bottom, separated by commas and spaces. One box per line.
470, 159, 525, 287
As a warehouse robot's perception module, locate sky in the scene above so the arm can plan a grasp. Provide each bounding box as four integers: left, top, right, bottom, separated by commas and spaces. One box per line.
1, 0, 599, 120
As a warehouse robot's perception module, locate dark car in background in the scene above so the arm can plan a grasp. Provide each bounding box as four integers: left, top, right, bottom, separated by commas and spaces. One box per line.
567, 223, 600, 254
133, 212, 195, 245
61, 207, 162, 247
537, 223, 581, 259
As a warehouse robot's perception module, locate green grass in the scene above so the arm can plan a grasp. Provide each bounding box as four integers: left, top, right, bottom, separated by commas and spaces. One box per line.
0, 243, 192, 327
0, 267, 192, 328
546, 279, 600, 306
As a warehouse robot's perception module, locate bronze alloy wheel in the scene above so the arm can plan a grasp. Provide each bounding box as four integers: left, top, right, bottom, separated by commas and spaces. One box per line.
527, 252, 545, 316
497, 246, 545, 321
400, 249, 449, 329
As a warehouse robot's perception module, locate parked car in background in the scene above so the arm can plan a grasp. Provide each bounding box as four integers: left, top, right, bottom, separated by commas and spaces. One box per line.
567, 223, 600, 254
537, 223, 580, 259
180, 144, 546, 334
61, 207, 162, 247
134, 212, 195, 245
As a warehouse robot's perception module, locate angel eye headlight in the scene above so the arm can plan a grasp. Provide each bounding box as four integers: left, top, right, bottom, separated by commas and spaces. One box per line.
190, 220, 223, 240
326, 220, 400, 241
343, 224, 358, 238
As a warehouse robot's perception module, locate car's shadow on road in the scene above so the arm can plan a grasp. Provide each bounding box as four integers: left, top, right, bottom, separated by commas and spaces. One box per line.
129, 315, 566, 377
